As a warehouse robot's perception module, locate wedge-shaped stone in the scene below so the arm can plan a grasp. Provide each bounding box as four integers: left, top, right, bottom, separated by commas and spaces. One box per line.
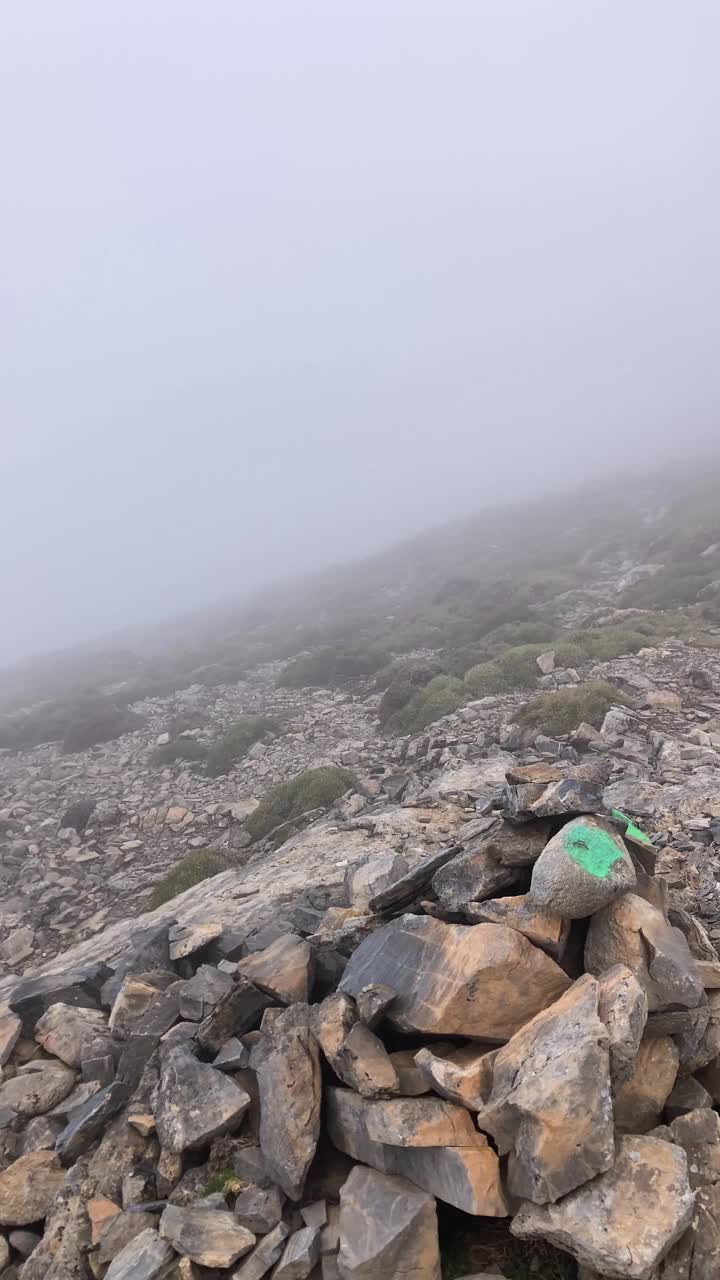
273, 1225, 321, 1280
195, 977, 272, 1053
0, 1150, 64, 1226
585, 894, 705, 1011
339, 916, 571, 1042
337, 1166, 440, 1280
159, 1204, 255, 1268
334, 1023, 399, 1098
596, 963, 648, 1089
613, 1037, 679, 1133
465, 895, 568, 958
432, 847, 516, 911
363, 1096, 483, 1148
9, 962, 108, 1031
0, 1013, 21, 1066
250, 1004, 321, 1201
154, 1045, 250, 1153
345, 852, 408, 912
232, 1223, 289, 1280
414, 1044, 497, 1110
478, 818, 551, 867
104, 1227, 177, 1280
479, 975, 613, 1204
238, 934, 313, 1005
326, 1087, 507, 1216
511, 1135, 695, 1279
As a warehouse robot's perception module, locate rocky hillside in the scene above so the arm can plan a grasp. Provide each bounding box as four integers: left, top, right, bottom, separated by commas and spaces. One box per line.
1, 467, 720, 1278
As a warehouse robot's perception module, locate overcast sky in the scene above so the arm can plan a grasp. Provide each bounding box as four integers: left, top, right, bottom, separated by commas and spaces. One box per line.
2, 2, 719, 663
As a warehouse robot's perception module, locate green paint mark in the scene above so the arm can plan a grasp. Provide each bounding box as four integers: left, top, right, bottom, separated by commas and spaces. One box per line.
565, 823, 624, 879
610, 807, 652, 846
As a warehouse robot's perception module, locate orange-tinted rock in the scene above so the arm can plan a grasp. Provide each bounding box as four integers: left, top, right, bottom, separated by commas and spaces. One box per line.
237, 934, 313, 1005
339, 916, 571, 1042
337, 1166, 440, 1280
613, 1037, 679, 1134
585, 893, 705, 1011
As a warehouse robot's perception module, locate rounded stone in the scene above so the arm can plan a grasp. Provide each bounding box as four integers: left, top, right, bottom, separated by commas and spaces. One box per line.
530, 816, 636, 919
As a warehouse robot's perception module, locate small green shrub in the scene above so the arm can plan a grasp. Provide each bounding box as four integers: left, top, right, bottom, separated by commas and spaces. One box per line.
206, 716, 280, 777
245, 766, 356, 844
277, 646, 389, 689
517, 680, 631, 737
464, 644, 549, 698
203, 1168, 242, 1196
462, 661, 508, 698
149, 848, 230, 908
150, 737, 208, 767
550, 641, 586, 668
390, 675, 467, 735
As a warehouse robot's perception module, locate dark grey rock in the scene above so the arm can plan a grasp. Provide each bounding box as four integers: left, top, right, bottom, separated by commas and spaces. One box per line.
367, 844, 463, 913
56, 1081, 130, 1165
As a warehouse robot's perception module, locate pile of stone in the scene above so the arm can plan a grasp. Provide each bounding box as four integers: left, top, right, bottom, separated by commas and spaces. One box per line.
0, 761, 719, 1279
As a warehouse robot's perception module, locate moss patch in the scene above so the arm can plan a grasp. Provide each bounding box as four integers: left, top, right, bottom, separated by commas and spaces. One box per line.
149, 848, 230, 909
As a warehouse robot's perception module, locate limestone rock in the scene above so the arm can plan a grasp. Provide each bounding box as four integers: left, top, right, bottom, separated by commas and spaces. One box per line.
339, 916, 571, 1042
333, 1023, 399, 1098
178, 965, 234, 1021
367, 845, 463, 913
110, 976, 171, 1038
414, 1044, 497, 1111
511, 1135, 695, 1279
34, 1002, 108, 1067
355, 984, 396, 1029
659, 1108, 720, 1279
0, 1150, 65, 1226
597, 963, 648, 1088
56, 1080, 131, 1164
250, 1004, 321, 1201
234, 1184, 285, 1233
481, 818, 552, 867
313, 992, 357, 1063
98, 1211, 160, 1264
9, 963, 108, 1031
362, 1095, 484, 1148
465, 895, 568, 958
665, 1074, 714, 1121
0, 1062, 75, 1117
231, 1222, 289, 1280
155, 1045, 250, 1153
585, 893, 705, 1011
614, 1037, 680, 1133
237, 934, 313, 1005
479, 975, 613, 1203
0, 1014, 21, 1066
159, 1204, 255, 1268
273, 1225, 321, 1280
104, 1227, 177, 1280
195, 977, 272, 1053
337, 1165, 441, 1280
326, 1086, 507, 1216
432, 847, 516, 911
168, 921, 223, 961
530, 816, 636, 919
345, 852, 408, 912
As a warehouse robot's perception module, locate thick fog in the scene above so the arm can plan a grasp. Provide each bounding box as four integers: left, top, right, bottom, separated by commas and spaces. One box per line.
2, 1, 719, 662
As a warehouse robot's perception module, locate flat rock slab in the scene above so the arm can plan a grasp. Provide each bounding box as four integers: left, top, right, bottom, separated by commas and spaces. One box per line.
339, 915, 571, 1041
0, 1062, 76, 1117
34, 1002, 109, 1067
479, 974, 614, 1204
530, 816, 636, 919
465, 894, 568, 957
432, 846, 517, 911
345, 852, 408, 912
0, 1150, 65, 1226
0, 1013, 21, 1066
9, 963, 109, 1031
326, 1087, 507, 1216
333, 1022, 399, 1098
168, 921, 223, 961
231, 1222, 289, 1280
367, 845, 462, 913
159, 1204, 255, 1267
237, 934, 313, 1005
154, 1045, 250, 1153
273, 1225, 321, 1280
511, 1135, 695, 1279
337, 1165, 441, 1280
250, 1004, 321, 1201
56, 1080, 131, 1164
104, 1227, 177, 1280
362, 1096, 485, 1148
195, 977, 272, 1053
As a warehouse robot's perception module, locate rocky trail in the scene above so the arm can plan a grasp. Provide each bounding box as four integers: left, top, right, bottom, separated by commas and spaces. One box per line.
2, 613, 720, 1277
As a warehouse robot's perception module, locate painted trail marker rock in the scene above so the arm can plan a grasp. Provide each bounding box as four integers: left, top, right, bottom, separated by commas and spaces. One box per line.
530, 815, 636, 919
